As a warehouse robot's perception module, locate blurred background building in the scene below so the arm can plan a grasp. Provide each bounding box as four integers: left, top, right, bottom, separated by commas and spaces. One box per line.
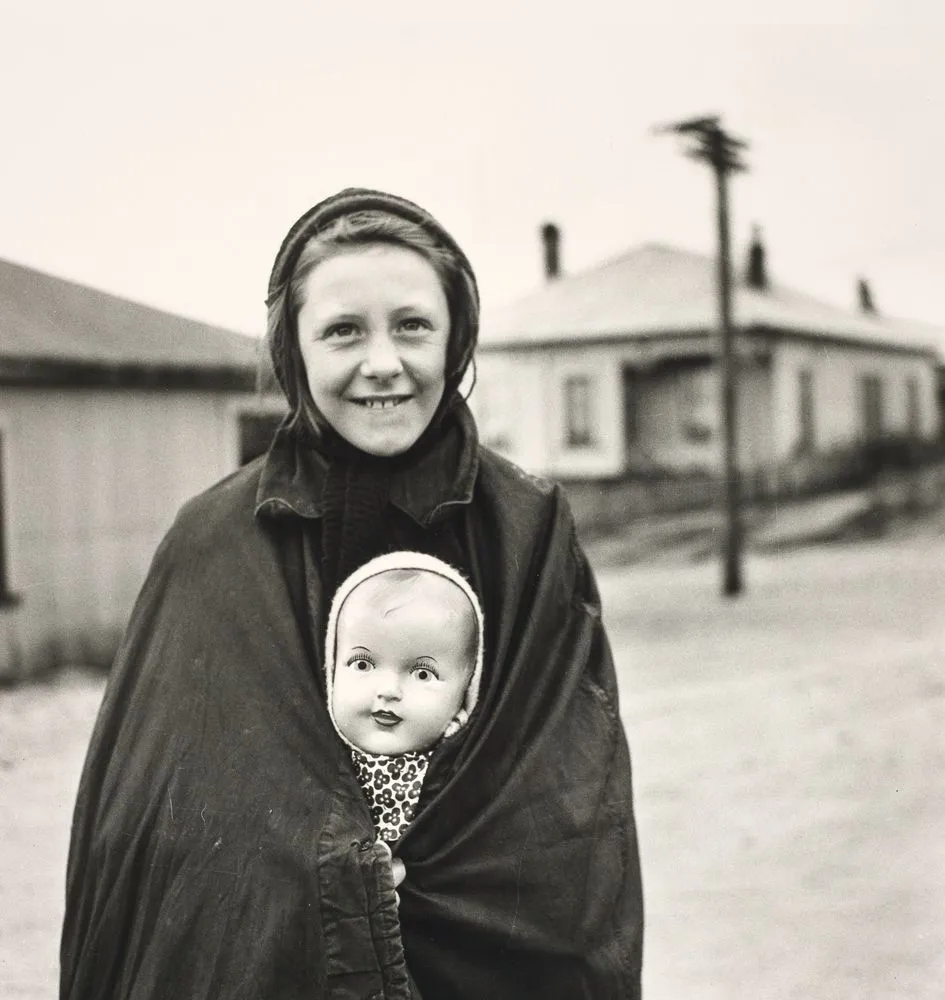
471, 226, 945, 529
2, 222, 945, 677
0, 258, 282, 678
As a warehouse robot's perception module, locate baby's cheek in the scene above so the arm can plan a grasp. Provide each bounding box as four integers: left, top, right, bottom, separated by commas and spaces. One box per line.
446, 686, 468, 718
332, 693, 362, 739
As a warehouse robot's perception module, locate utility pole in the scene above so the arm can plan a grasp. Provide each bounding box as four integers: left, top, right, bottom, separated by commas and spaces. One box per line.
654, 114, 748, 596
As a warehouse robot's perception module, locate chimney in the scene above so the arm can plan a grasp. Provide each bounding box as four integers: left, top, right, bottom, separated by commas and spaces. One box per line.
541, 222, 561, 281
745, 224, 768, 291
857, 277, 877, 314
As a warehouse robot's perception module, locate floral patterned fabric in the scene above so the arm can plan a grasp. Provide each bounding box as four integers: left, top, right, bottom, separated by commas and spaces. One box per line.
350, 749, 432, 843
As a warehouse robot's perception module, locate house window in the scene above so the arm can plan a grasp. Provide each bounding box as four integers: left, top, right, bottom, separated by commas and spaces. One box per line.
679, 366, 714, 443
238, 410, 285, 465
473, 373, 512, 453
0, 431, 14, 606
905, 375, 921, 437
859, 374, 884, 442
622, 367, 639, 450
563, 375, 595, 447
797, 369, 815, 452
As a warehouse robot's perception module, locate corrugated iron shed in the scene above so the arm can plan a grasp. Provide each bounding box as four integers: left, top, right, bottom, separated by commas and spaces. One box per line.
0, 257, 262, 387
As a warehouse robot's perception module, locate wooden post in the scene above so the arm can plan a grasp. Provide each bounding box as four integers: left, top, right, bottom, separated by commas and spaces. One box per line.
712, 135, 743, 596
653, 114, 748, 596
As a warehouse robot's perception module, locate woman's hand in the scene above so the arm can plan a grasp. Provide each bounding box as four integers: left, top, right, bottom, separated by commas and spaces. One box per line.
377, 840, 407, 905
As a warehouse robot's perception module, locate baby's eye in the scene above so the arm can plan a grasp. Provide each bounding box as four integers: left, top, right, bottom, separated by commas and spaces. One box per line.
348, 657, 374, 672
412, 665, 438, 682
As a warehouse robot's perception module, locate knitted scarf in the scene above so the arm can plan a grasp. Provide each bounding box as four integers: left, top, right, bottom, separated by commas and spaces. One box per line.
308, 392, 470, 597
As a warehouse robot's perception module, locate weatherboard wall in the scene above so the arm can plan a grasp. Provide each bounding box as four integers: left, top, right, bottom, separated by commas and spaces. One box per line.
471, 341, 777, 478
0, 386, 263, 678
769, 338, 940, 458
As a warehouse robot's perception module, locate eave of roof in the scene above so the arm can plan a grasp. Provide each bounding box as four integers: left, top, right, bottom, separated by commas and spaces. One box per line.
479, 243, 944, 358
0, 256, 261, 374
0, 357, 259, 390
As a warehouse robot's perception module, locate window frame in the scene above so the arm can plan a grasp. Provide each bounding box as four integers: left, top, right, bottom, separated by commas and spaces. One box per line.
472, 368, 513, 453
622, 366, 639, 450
678, 365, 715, 444
0, 426, 18, 608
859, 373, 885, 443
563, 373, 595, 448
905, 374, 921, 438
797, 368, 816, 453
225, 397, 288, 470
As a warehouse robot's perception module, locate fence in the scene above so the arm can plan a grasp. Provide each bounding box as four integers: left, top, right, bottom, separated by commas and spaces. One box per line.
561, 437, 945, 535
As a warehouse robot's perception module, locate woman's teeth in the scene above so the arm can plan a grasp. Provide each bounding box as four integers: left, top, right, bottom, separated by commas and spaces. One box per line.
360, 398, 404, 409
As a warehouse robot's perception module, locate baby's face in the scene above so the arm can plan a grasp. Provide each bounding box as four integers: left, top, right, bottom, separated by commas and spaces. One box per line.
332, 572, 476, 755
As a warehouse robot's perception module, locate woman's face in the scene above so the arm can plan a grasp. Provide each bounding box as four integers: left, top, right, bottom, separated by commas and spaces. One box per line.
295, 244, 450, 456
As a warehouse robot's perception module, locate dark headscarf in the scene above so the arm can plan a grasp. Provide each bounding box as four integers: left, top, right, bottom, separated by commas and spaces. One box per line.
266, 187, 479, 418
264, 188, 481, 592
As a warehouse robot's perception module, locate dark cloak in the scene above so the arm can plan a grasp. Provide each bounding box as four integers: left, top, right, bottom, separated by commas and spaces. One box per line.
61, 446, 644, 1000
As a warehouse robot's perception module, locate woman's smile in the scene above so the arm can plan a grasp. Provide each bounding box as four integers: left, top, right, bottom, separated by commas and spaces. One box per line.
296, 245, 450, 456
350, 393, 413, 411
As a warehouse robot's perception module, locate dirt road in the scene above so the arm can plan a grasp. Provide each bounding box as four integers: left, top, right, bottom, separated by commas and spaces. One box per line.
2, 533, 943, 998
600, 535, 945, 999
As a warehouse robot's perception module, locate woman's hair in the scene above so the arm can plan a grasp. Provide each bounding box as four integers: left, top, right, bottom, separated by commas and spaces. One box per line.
266, 209, 479, 435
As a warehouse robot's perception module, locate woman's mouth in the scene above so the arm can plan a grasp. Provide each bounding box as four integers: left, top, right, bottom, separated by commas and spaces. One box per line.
353, 395, 411, 410
371, 710, 402, 727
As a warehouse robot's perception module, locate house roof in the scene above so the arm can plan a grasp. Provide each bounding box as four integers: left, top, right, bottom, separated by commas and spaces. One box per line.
0, 256, 262, 385
479, 243, 943, 356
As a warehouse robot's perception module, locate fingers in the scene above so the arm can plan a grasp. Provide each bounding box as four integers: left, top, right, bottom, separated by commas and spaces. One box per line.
390, 857, 406, 887
374, 841, 406, 905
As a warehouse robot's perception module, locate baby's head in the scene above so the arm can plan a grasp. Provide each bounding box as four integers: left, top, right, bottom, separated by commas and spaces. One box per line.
325, 552, 483, 756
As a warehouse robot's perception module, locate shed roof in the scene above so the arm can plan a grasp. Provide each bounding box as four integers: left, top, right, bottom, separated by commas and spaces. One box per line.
0, 256, 260, 382
479, 243, 943, 356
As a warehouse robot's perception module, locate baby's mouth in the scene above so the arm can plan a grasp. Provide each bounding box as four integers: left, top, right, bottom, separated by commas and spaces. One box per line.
371, 710, 402, 727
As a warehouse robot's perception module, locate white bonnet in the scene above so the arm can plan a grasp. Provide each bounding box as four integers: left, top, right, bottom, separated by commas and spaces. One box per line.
324, 551, 485, 750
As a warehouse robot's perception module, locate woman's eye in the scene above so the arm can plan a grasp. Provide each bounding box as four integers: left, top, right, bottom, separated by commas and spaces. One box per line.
399, 317, 430, 334
324, 323, 360, 341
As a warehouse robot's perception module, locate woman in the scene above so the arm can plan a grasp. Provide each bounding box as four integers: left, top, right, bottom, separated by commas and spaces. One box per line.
61, 188, 644, 999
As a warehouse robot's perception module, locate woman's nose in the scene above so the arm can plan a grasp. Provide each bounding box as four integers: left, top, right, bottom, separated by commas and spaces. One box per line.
360, 331, 404, 379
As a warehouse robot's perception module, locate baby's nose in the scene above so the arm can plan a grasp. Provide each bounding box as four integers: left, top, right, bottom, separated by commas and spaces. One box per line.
375, 670, 403, 700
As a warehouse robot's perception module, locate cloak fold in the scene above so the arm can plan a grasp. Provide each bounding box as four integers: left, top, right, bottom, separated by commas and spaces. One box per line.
61, 450, 643, 1000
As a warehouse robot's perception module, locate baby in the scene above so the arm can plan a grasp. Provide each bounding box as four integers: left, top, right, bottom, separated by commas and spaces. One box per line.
325, 551, 484, 843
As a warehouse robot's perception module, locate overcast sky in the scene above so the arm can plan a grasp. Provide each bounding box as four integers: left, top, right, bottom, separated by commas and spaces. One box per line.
3, 2, 945, 336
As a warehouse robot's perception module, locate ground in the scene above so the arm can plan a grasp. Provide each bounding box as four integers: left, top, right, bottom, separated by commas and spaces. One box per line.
599, 529, 945, 999
2, 525, 943, 999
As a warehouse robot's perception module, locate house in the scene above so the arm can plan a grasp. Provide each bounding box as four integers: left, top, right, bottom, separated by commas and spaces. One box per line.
0, 257, 284, 679
470, 227, 942, 521
889, 316, 945, 434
